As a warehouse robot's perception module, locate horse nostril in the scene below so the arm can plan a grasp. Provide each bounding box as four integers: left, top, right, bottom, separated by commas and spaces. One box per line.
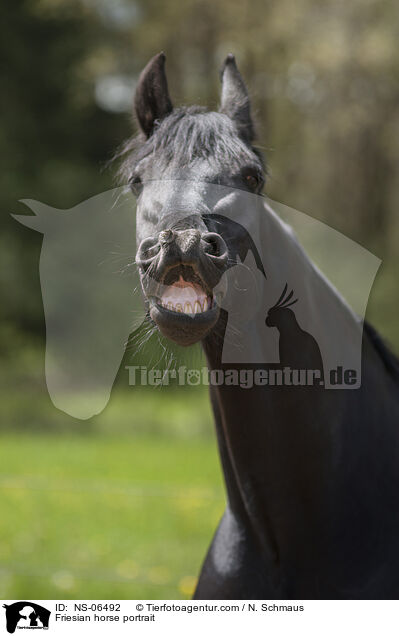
136, 236, 160, 270
203, 236, 218, 255
201, 232, 228, 266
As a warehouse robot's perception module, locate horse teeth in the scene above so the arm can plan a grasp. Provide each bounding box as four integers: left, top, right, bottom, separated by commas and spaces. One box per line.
161, 297, 215, 314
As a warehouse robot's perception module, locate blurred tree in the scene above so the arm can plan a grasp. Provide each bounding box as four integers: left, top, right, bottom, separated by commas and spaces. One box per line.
0, 0, 131, 335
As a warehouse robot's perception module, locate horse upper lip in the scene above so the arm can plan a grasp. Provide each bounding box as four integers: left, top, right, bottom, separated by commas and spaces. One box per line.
161, 263, 210, 292
141, 263, 211, 298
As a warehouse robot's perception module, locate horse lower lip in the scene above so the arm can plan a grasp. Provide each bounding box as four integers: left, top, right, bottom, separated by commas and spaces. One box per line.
149, 300, 219, 346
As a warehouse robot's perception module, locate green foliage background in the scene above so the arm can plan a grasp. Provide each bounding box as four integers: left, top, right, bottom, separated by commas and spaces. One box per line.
0, 0, 398, 599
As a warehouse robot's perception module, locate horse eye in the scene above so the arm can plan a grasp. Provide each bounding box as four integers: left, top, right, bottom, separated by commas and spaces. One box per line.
244, 172, 261, 191
129, 175, 142, 196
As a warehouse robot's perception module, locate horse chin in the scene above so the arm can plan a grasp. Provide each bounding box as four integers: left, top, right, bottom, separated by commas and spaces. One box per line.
149, 301, 220, 346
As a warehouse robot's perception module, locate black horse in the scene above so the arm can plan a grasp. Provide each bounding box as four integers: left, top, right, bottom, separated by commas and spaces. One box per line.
120, 52, 399, 599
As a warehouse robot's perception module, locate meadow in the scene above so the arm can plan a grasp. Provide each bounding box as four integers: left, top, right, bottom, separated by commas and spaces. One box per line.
0, 388, 225, 599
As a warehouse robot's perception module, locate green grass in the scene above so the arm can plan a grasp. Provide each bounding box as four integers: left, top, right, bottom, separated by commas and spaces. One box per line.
0, 432, 225, 599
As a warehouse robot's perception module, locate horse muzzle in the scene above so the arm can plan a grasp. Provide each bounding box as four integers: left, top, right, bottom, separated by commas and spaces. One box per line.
136, 228, 228, 345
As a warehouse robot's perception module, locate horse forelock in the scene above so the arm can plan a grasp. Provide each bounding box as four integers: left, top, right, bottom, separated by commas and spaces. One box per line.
118, 106, 264, 182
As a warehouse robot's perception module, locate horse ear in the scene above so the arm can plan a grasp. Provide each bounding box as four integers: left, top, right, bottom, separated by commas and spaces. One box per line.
219, 54, 254, 143
134, 52, 173, 138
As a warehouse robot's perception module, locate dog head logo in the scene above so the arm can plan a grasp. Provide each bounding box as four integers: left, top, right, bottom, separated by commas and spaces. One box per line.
3, 602, 50, 633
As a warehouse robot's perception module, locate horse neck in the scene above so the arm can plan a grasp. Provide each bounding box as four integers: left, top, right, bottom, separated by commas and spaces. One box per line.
218, 200, 363, 378
201, 205, 368, 564
202, 323, 334, 560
